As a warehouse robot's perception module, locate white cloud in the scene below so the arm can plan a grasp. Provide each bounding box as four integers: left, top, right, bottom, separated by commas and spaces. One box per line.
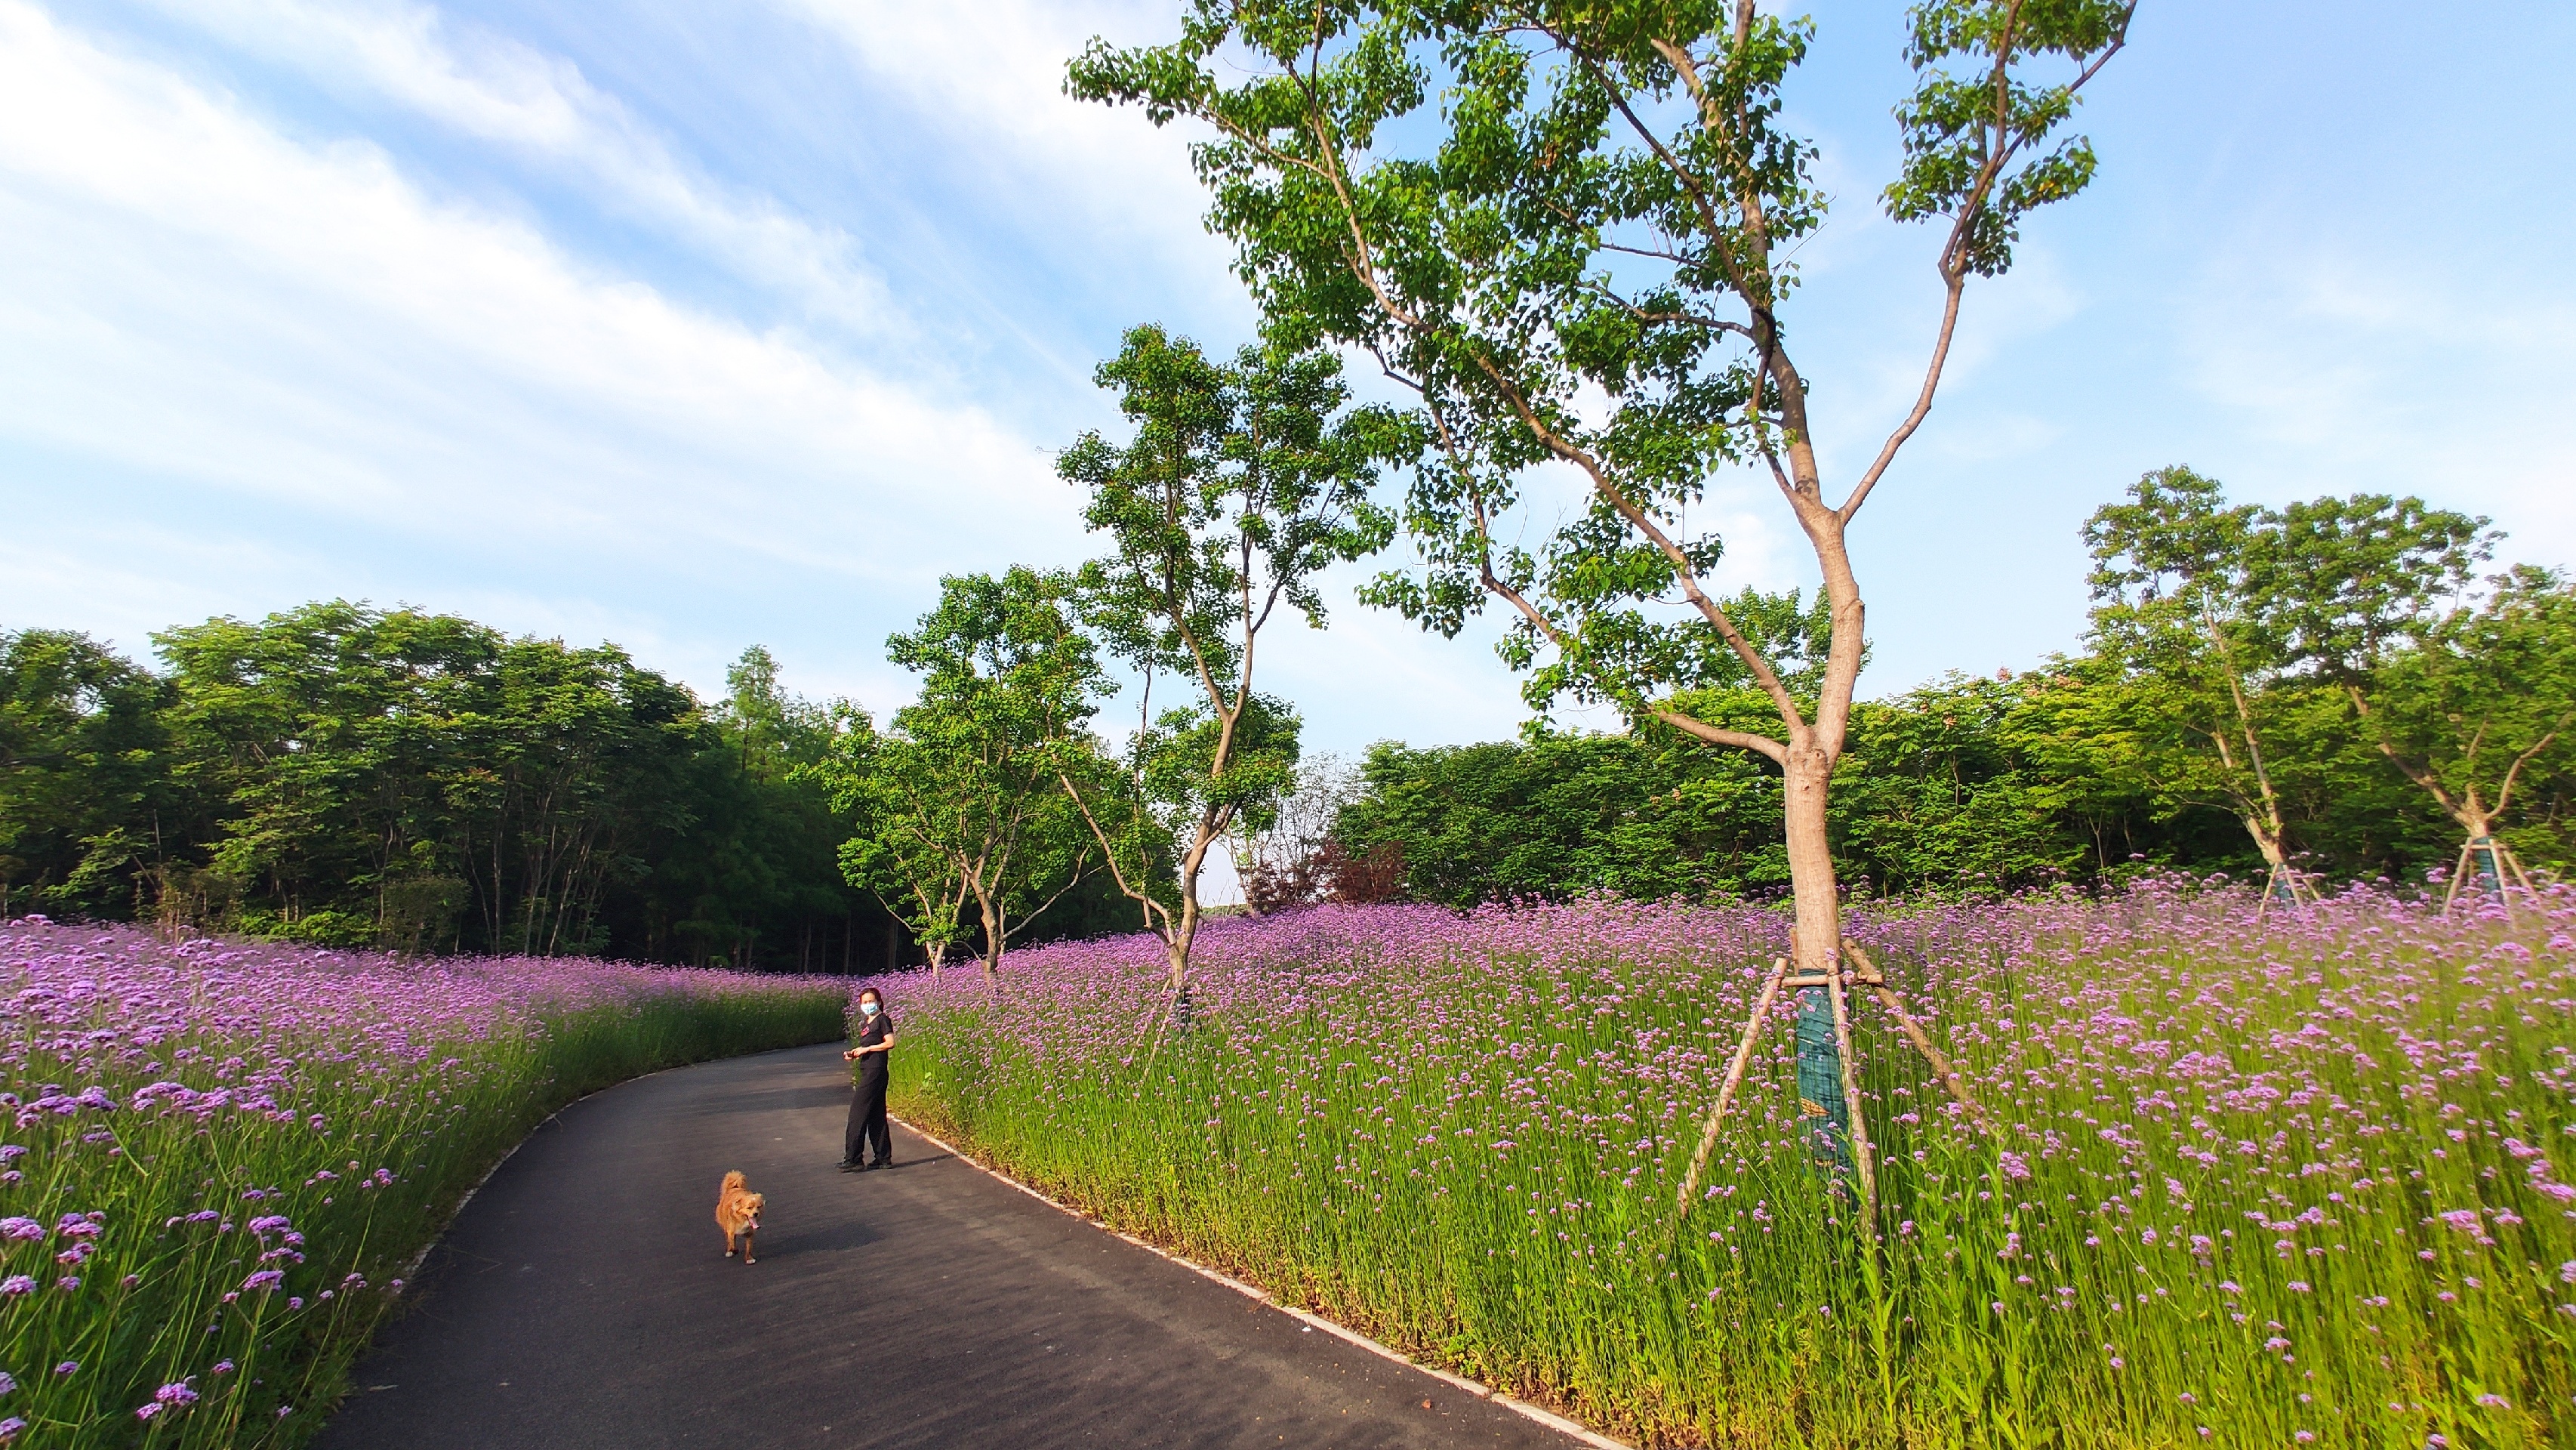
0, 0, 1075, 569
0, 512, 290, 659
2179, 242, 2576, 567
134, 0, 904, 336
770, 0, 1231, 284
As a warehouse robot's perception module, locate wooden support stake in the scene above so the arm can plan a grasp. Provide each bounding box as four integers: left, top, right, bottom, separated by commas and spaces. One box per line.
1825, 963, 1878, 1233
2504, 843, 2541, 896
2445, 837, 2535, 921
1785, 969, 1884, 989
1843, 942, 1990, 1134
1678, 944, 1989, 1233
2441, 840, 2472, 912
2255, 861, 2314, 921
1675, 957, 1789, 1211
1135, 975, 1189, 1087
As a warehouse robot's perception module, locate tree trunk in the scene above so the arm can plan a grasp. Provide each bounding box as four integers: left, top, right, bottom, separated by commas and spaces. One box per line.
1160, 810, 1222, 991
2241, 816, 2291, 872
976, 891, 1007, 980
1782, 739, 1843, 974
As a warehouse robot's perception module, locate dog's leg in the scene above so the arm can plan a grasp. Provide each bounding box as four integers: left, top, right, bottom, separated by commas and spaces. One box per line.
724, 1228, 736, 1257
743, 1229, 756, 1266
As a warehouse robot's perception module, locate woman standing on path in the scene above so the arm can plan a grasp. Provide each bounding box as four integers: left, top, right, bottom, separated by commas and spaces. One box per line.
841, 988, 896, 1171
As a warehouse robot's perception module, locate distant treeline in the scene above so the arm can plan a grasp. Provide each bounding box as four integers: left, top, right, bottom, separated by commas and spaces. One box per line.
0, 602, 1128, 965
8, 566, 2571, 955
1322, 656, 2568, 910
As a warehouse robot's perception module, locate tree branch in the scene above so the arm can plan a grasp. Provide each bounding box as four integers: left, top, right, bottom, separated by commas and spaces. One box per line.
1837, 273, 1964, 524
1058, 767, 1175, 943
2494, 720, 2568, 819
1650, 706, 1789, 764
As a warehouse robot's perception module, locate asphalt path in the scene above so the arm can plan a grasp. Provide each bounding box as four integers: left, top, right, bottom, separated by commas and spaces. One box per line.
314, 1041, 1589, 1449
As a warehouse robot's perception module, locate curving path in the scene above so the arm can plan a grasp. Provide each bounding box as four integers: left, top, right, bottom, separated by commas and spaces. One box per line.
315, 1042, 1590, 1449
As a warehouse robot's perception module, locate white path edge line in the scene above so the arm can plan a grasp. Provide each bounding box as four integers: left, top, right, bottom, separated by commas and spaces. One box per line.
892, 1115, 1635, 1450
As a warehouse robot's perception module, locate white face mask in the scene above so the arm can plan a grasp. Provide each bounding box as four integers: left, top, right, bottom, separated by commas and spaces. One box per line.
860, 1002, 880, 1017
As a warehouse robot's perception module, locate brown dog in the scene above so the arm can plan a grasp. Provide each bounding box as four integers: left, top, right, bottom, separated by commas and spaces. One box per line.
715, 1170, 765, 1265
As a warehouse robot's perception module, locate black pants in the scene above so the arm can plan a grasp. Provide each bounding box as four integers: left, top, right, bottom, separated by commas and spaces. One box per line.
846, 1070, 890, 1165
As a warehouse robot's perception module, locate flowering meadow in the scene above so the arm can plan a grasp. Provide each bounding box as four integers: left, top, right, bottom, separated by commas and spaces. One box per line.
880, 884, 2576, 1448
0, 919, 848, 1448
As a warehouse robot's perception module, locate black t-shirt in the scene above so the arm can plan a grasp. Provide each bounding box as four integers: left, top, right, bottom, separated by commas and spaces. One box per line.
854, 1009, 895, 1077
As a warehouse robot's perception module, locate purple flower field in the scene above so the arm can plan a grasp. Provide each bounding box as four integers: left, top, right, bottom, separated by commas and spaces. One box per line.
881, 881, 2576, 1448
0, 918, 847, 1447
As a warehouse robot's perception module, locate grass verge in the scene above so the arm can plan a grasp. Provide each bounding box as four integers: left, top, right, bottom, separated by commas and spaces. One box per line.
0, 919, 848, 1447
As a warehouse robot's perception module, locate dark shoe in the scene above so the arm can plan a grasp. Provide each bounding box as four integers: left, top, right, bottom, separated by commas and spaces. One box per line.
866, 1159, 892, 1171
837, 1160, 863, 1172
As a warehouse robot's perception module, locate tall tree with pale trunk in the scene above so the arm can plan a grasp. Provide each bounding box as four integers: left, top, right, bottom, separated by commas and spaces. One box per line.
2084, 467, 2309, 892
1070, 0, 2137, 980
1056, 325, 1400, 990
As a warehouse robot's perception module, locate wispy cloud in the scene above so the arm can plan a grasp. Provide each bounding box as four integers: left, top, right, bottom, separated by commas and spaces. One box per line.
0, 0, 1082, 708
134, 0, 904, 338
2180, 241, 2576, 564
769, 0, 1245, 376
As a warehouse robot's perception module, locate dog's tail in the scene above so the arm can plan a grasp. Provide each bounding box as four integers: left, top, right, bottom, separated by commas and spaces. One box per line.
719, 1169, 745, 1195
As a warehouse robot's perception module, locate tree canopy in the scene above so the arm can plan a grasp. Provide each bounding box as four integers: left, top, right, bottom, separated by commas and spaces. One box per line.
821, 569, 1108, 976
1072, 0, 2138, 975
1056, 324, 1400, 986
0, 604, 892, 967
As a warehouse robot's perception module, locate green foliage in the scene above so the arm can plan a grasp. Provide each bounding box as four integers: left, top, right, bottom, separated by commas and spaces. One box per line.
2253, 493, 2494, 681
665, 646, 873, 968
0, 628, 183, 920
1887, 0, 2134, 275
1059, 325, 1400, 695
155, 603, 716, 954
818, 569, 1108, 972
1057, 324, 1399, 967
2365, 567, 2576, 861
2082, 467, 2501, 878
0, 603, 889, 966
1330, 662, 2544, 909
1070, 0, 2131, 738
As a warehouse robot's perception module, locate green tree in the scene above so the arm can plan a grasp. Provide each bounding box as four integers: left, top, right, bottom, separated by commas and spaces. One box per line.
0, 628, 180, 920
2085, 469, 2494, 898
2, 607, 885, 963
824, 570, 1107, 978
2082, 467, 2320, 896
1830, 673, 2092, 897
658, 646, 875, 970
155, 603, 715, 955
1056, 325, 1398, 988
1071, 0, 2135, 978
156, 603, 497, 946
2364, 567, 2576, 896
826, 712, 969, 975
1335, 730, 1778, 906
1334, 675, 2109, 909
445, 633, 704, 956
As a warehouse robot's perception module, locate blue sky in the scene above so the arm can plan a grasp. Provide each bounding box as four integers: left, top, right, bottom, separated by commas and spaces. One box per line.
6, 0, 2573, 764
